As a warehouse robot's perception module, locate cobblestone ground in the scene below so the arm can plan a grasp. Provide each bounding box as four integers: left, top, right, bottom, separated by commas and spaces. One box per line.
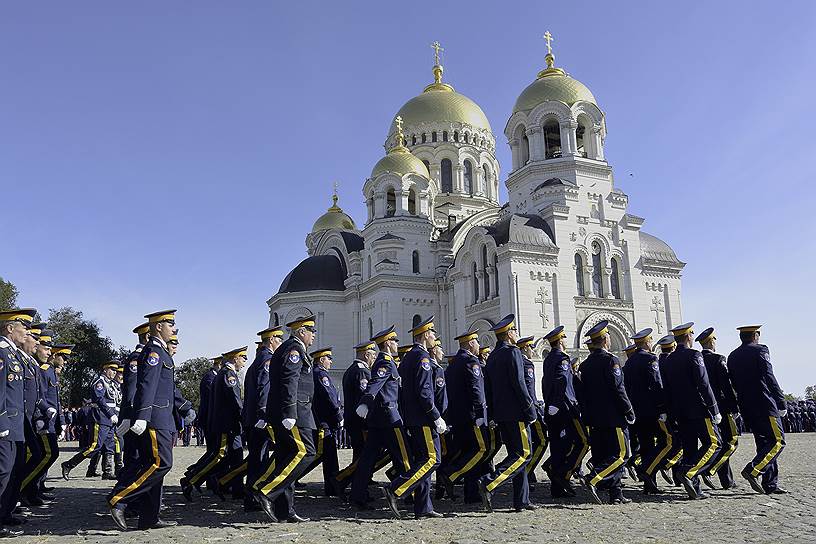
13, 432, 816, 543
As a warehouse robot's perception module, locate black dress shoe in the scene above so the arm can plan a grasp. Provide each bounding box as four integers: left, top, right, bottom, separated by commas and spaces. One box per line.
477, 478, 493, 513
693, 491, 710, 500
61, 462, 72, 481
0, 527, 23, 538
767, 487, 788, 495
140, 519, 178, 529
701, 474, 717, 490
680, 476, 698, 500
514, 504, 538, 512
23, 496, 44, 507
660, 469, 674, 486
254, 491, 278, 522
380, 486, 401, 520
286, 514, 310, 523
110, 507, 128, 531
416, 511, 445, 519
351, 500, 372, 511
38, 493, 55, 502
741, 469, 766, 494
626, 465, 640, 482
583, 479, 603, 505
101, 473, 117, 481
610, 495, 632, 504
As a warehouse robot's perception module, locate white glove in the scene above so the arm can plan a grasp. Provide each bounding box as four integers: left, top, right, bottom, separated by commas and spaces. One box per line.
110, 414, 119, 425
713, 413, 722, 424
117, 419, 131, 436
434, 417, 447, 434
547, 405, 559, 416
778, 409, 788, 418
282, 418, 296, 430
0, 430, 8, 438
356, 404, 369, 419
658, 413, 667, 422
625, 414, 636, 425
46, 407, 57, 420
183, 409, 197, 425
255, 419, 266, 429
339, 419, 344, 428
475, 418, 486, 427
131, 419, 147, 435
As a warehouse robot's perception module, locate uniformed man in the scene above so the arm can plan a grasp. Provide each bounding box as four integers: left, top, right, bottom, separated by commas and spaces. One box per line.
623, 328, 670, 495
437, 330, 487, 504
477, 314, 537, 513
109, 309, 190, 531
298, 347, 343, 496
62, 360, 121, 480
621, 343, 642, 483
662, 322, 721, 500
181, 355, 223, 497
655, 335, 683, 485
378, 317, 446, 520
333, 341, 376, 496
697, 327, 740, 490
516, 336, 548, 488
349, 326, 410, 510
727, 325, 787, 494
252, 315, 317, 524
19, 329, 60, 505
429, 338, 451, 500
239, 326, 284, 511
541, 325, 587, 499
579, 320, 635, 505
0, 308, 37, 537
119, 323, 149, 483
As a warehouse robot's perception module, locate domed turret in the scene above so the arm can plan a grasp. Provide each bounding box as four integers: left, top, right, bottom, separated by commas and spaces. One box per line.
311, 192, 356, 233
371, 118, 430, 178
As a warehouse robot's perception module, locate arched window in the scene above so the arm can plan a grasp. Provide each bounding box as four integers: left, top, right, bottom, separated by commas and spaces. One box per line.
367, 255, 372, 278
576, 124, 586, 157
454, 131, 459, 142
472, 263, 479, 304
386, 188, 396, 217
408, 188, 417, 215
575, 253, 586, 296
442, 131, 448, 142
463, 160, 474, 195
432, 131, 438, 143
591, 242, 604, 297
611, 257, 621, 299
493, 254, 499, 296
412, 314, 422, 329
272, 312, 279, 326
411, 135, 417, 145
422, 160, 430, 176
464, 133, 470, 144
544, 119, 562, 159
482, 245, 490, 299
368, 318, 373, 340
522, 134, 530, 164
441, 159, 453, 193
412, 251, 420, 273
482, 164, 490, 197
421, 133, 427, 143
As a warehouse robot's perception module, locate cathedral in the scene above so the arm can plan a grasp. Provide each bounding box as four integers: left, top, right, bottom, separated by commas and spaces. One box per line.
266, 37, 685, 382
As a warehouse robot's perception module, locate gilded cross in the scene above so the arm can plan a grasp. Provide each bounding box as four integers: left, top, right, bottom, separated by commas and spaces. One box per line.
395, 115, 403, 134
543, 31, 554, 54
431, 41, 443, 65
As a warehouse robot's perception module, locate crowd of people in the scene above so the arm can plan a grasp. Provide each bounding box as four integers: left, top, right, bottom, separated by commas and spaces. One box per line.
0, 307, 795, 535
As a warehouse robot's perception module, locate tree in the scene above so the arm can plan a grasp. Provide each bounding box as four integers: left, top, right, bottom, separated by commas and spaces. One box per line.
0, 277, 18, 311
805, 385, 816, 401
175, 357, 211, 411
783, 392, 800, 402
47, 307, 118, 408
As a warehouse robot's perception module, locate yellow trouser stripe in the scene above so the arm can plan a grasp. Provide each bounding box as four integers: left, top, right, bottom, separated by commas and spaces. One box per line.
487, 427, 498, 456
395, 427, 436, 497
752, 416, 783, 477
82, 424, 100, 456
218, 461, 248, 485
487, 422, 530, 492
114, 434, 121, 454
686, 418, 719, 479
21, 434, 52, 490
449, 425, 487, 482
646, 420, 674, 476
709, 415, 739, 476
260, 427, 306, 495
109, 429, 159, 507
394, 428, 411, 472
316, 429, 325, 458
590, 427, 627, 487
567, 418, 589, 479
526, 420, 547, 475
190, 434, 227, 486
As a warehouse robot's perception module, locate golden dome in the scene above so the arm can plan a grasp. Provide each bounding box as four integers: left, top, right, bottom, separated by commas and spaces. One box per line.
512, 39, 596, 114
387, 59, 491, 139
312, 193, 357, 233
372, 116, 430, 178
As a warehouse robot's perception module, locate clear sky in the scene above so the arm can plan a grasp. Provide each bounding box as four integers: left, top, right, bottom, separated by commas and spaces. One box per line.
2, 2, 814, 394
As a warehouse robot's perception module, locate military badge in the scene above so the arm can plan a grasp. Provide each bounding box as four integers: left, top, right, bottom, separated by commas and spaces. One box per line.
377, 366, 387, 378
421, 359, 431, 371
129, 361, 138, 373
613, 363, 621, 376
561, 362, 570, 371
227, 376, 237, 386
471, 364, 481, 377
288, 351, 301, 364
321, 376, 330, 387
96, 382, 104, 391
359, 378, 368, 390
12, 364, 20, 373
527, 368, 534, 378
435, 376, 445, 388
7, 374, 13, 382
147, 352, 160, 366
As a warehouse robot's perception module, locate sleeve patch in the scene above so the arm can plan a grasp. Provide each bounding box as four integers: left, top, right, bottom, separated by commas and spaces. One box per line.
95, 382, 104, 391
560, 362, 569, 371
420, 360, 431, 371
321, 376, 330, 387
527, 368, 535, 378
435, 376, 445, 388
470, 364, 481, 377
288, 351, 301, 364
129, 361, 138, 373
227, 375, 237, 387
147, 352, 160, 366
613, 363, 621, 376
359, 378, 368, 390
376, 366, 387, 378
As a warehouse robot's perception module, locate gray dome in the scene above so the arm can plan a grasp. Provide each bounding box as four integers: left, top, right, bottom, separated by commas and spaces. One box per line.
639, 232, 682, 264
278, 255, 346, 294
487, 214, 557, 247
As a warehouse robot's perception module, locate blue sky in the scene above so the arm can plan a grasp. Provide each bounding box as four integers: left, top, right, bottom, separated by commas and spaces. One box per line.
2, 2, 814, 394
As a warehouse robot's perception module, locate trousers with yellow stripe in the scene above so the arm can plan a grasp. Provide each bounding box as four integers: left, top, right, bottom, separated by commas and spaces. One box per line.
482, 421, 532, 509
388, 425, 440, 516
744, 415, 785, 492
107, 428, 173, 528
678, 417, 722, 496
253, 423, 316, 506
587, 426, 630, 499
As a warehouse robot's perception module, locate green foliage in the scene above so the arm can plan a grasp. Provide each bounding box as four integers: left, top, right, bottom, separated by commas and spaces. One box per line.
0, 277, 19, 311
175, 357, 211, 411
47, 307, 118, 407
783, 392, 800, 402
806, 385, 816, 401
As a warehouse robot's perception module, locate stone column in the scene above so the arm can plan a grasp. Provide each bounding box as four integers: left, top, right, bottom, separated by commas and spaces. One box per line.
567, 120, 580, 157
510, 138, 519, 171
454, 164, 464, 193
592, 125, 604, 160
474, 165, 485, 197
527, 126, 544, 161
396, 189, 409, 216
373, 190, 385, 218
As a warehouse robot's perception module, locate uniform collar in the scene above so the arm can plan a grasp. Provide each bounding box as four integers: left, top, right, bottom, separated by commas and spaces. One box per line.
292, 336, 307, 352
149, 335, 167, 349
0, 335, 17, 349
224, 362, 236, 371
